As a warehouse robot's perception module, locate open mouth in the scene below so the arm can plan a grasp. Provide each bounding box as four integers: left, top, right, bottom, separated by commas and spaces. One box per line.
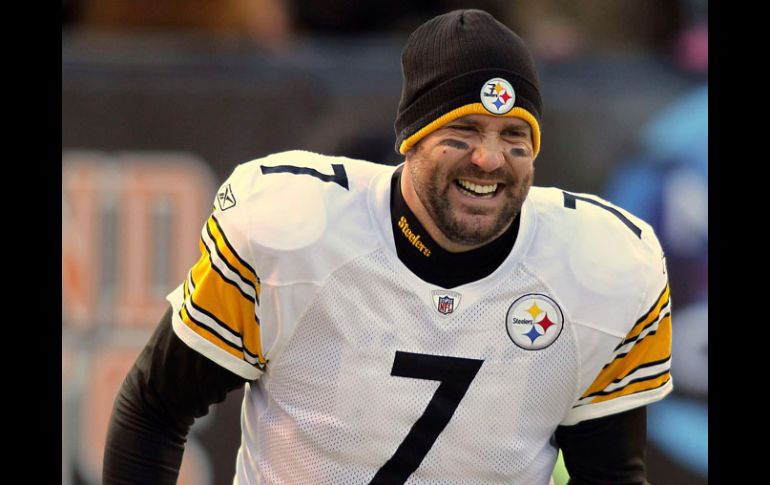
455, 179, 501, 198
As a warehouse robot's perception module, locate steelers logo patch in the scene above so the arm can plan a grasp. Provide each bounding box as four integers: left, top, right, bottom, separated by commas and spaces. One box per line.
480, 78, 516, 115
505, 294, 564, 350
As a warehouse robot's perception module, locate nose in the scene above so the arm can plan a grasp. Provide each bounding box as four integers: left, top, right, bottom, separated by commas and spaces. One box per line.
469, 137, 506, 172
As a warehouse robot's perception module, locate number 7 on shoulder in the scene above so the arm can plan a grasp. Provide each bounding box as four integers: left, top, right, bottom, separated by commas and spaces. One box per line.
261, 163, 349, 190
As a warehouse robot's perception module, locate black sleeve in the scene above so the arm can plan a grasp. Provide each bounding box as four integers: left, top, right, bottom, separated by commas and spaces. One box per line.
103, 306, 249, 485
554, 406, 649, 485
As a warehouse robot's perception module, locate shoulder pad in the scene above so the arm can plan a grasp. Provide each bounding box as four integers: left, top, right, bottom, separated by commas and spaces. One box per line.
213, 150, 391, 284
525, 187, 665, 337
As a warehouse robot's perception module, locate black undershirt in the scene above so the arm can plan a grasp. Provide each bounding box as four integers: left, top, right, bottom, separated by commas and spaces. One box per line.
390, 166, 520, 288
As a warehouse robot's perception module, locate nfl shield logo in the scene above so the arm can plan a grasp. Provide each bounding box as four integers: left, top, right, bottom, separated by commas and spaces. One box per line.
437, 296, 454, 315
431, 290, 462, 316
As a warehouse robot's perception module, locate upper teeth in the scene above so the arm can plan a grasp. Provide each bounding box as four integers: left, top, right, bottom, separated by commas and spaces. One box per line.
458, 179, 498, 194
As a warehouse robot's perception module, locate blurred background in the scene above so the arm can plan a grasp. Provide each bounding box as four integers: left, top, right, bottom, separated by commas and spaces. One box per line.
61, 0, 708, 483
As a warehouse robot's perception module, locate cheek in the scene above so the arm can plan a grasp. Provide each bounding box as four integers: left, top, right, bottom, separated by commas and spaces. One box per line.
505, 161, 534, 190
409, 160, 439, 191
513, 160, 535, 177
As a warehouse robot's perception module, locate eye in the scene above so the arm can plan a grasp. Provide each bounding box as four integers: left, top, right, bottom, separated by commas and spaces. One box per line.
503, 129, 528, 138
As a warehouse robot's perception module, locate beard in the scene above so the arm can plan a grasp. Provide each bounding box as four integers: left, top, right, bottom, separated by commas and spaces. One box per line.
409, 162, 533, 247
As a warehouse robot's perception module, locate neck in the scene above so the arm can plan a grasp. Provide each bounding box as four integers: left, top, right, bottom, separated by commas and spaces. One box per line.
389, 166, 520, 288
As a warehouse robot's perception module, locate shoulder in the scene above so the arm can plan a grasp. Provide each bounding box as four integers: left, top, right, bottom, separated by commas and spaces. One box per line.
527, 187, 663, 259
214, 150, 394, 283
224, 150, 389, 209
230, 150, 389, 190
525, 189, 673, 422
524, 187, 666, 336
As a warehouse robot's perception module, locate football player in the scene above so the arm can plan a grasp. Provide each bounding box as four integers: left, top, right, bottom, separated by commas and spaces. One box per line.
104, 9, 672, 484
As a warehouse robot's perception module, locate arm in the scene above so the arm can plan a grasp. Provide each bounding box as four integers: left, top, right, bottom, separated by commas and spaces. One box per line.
555, 406, 649, 485
552, 198, 671, 485
103, 306, 248, 485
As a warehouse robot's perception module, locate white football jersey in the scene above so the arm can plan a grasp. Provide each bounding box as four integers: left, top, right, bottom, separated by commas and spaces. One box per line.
166, 150, 672, 485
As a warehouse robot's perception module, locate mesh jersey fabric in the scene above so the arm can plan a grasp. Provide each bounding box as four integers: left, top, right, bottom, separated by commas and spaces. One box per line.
165, 150, 673, 484
236, 250, 577, 484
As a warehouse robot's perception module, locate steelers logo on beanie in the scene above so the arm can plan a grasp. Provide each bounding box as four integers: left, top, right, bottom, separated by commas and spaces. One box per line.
394, 9, 543, 158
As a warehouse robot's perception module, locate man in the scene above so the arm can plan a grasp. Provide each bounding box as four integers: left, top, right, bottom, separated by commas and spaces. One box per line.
104, 9, 672, 485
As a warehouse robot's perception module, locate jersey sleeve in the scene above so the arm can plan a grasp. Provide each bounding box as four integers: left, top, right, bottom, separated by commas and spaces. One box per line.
562, 224, 673, 425
166, 164, 267, 381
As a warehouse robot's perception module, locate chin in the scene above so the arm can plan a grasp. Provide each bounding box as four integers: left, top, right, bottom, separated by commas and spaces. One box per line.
443, 212, 513, 246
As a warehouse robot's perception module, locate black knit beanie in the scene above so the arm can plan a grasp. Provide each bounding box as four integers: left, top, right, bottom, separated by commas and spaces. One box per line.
394, 9, 542, 157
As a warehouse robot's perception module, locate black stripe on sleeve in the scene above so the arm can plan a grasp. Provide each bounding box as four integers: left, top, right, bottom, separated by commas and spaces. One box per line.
205, 222, 258, 298
181, 305, 264, 368
581, 370, 671, 399
614, 356, 671, 382
633, 284, 669, 326
210, 214, 260, 283
614, 309, 667, 353
186, 253, 263, 359
243, 346, 263, 361
571, 377, 672, 409
200, 238, 258, 306
186, 296, 243, 342
593, 355, 671, 392
604, 330, 659, 369
604, 312, 670, 369
178, 306, 244, 354
618, 310, 670, 349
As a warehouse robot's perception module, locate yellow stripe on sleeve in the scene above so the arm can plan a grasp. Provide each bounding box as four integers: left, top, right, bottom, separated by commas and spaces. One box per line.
180, 303, 244, 361
179, 239, 266, 367
587, 372, 671, 404
627, 284, 670, 341
207, 215, 261, 292
580, 313, 672, 399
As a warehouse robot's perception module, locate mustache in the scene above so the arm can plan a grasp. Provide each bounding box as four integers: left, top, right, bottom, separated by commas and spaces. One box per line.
450, 166, 516, 184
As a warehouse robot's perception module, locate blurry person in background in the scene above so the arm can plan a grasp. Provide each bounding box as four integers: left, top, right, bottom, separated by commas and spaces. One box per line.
603, 49, 707, 482
103, 9, 673, 484
603, 6, 706, 477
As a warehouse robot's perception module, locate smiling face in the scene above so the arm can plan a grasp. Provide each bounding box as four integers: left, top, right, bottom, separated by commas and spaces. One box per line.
401, 114, 536, 252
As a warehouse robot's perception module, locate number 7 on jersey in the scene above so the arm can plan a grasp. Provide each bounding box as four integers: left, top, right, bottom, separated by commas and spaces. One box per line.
370, 351, 484, 485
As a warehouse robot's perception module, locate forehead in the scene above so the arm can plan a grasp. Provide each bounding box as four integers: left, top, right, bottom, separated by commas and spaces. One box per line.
449, 114, 531, 132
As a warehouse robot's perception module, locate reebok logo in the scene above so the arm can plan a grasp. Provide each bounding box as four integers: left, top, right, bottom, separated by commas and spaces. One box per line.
217, 184, 236, 211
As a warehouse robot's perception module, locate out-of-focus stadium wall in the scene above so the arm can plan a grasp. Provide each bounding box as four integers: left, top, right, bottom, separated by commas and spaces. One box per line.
62, 31, 706, 485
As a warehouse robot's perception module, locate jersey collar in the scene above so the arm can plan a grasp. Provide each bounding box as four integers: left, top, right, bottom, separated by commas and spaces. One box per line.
367, 163, 538, 293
